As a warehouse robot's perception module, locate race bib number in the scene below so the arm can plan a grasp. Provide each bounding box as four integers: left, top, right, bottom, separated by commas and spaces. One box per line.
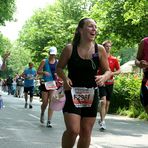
27, 74, 34, 80
71, 87, 95, 108
45, 81, 57, 90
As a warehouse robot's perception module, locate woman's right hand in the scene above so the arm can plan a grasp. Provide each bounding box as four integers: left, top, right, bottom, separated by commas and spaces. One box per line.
63, 77, 72, 90
139, 60, 148, 69
95, 75, 106, 86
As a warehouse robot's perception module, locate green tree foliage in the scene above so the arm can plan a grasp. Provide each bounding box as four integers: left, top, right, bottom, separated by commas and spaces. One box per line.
0, 33, 12, 78
0, 0, 16, 25
18, 5, 59, 63
0, 33, 12, 55
7, 41, 32, 75
117, 46, 137, 65
88, 0, 147, 65
14, 0, 147, 71
110, 74, 144, 118
17, 0, 93, 64
0, 0, 16, 77
89, 0, 148, 46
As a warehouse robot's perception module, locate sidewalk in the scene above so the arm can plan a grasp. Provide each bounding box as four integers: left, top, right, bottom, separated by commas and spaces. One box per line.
0, 91, 148, 148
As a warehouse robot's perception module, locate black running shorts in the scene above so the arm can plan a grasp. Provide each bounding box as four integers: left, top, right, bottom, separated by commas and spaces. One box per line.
24, 86, 34, 97
99, 84, 113, 101
63, 89, 99, 117
140, 81, 148, 107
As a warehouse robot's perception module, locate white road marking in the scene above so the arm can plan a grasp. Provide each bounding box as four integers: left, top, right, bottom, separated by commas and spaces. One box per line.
28, 113, 40, 120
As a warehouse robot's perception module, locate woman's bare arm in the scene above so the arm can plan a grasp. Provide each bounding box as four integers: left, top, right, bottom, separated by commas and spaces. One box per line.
37, 59, 46, 75
56, 44, 73, 89
135, 39, 148, 69
95, 44, 111, 86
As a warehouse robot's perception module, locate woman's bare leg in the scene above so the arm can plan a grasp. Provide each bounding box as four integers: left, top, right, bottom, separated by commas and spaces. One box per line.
62, 113, 81, 148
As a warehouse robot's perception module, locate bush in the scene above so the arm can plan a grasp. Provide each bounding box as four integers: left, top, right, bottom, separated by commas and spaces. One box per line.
109, 73, 146, 119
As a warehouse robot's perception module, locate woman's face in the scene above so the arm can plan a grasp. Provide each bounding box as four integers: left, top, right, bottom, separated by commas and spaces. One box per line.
104, 43, 112, 53
29, 63, 33, 68
80, 19, 97, 41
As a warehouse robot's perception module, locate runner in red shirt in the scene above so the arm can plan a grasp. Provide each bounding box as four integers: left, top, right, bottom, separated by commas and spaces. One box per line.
98, 40, 121, 130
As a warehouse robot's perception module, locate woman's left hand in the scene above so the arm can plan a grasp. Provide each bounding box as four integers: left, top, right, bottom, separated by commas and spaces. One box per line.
95, 75, 106, 86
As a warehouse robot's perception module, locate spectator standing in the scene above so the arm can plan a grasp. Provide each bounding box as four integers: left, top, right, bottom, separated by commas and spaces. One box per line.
22, 62, 37, 109
98, 40, 121, 130
37, 46, 58, 127
16, 75, 24, 98
6, 75, 13, 95
0, 52, 10, 95
2, 79, 7, 92
56, 18, 111, 148
0, 79, 3, 91
135, 37, 148, 113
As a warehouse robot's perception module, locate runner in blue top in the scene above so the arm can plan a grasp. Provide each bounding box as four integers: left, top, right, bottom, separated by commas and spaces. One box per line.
37, 46, 58, 128
22, 62, 37, 109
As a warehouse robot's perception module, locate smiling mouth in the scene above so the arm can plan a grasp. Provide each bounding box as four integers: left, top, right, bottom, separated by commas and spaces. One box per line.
90, 33, 95, 37
91, 32, 97, 35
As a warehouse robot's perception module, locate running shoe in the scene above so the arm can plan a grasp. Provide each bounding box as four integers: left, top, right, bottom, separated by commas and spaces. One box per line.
40, 113, 44, 123
99, 120, 106, 130
98, 119, 101, 125
47, 120, 52, 128
24, 103, 27, 108
29, 104, 33, 109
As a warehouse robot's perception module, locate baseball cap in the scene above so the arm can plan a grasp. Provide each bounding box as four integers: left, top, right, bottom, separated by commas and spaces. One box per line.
49, 46, 57, 55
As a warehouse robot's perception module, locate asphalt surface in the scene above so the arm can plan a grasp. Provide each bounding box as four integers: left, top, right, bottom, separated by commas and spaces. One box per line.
0, 91, 148, 148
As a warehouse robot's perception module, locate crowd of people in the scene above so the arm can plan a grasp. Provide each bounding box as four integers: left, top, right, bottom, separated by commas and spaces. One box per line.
0, 74, 40, 98
0, 18, 147, 148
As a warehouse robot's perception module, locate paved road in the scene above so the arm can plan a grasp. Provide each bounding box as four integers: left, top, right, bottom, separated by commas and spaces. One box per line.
0, 91, 148, 148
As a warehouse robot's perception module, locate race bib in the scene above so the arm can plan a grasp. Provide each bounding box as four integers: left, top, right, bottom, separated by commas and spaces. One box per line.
27, 74, 34, 80
71, 87, 95, 108
45, 81, 57, 90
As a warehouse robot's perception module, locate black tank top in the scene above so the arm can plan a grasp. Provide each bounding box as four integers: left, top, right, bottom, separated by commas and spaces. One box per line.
67, 44, 99, 88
